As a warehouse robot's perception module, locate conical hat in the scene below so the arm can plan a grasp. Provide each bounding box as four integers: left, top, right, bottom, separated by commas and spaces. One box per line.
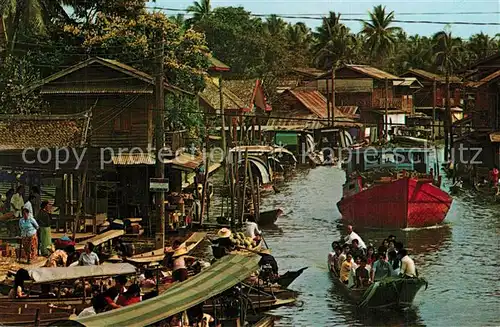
217, 228, 232, 238
107, 255, 123, 262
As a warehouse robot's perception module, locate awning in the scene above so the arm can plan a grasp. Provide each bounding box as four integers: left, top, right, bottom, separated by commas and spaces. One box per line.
238, 157, 272, 184
164, 153, 203, 171
490, 132, 500, 143
29, 263, 136, 284
75, 254, 260, 327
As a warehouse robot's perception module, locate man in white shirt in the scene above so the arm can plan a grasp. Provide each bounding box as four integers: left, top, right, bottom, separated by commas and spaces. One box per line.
10, 186, 25, 218
399, 249, 417, 278
23, 195, 35, 219
245, 216, 261, 240
78, 243, 100, 266
344, 225, 367, 249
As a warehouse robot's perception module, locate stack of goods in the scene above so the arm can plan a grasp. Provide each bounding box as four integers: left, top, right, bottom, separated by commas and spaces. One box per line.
124, 218, 144, 236
229, 232, 260, 251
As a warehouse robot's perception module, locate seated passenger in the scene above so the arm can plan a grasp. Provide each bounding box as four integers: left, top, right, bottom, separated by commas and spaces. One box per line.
351, 239, 366, 258
340, 253, 353, 284
328, 244, 342, 273
8, 269, 30, 299
388, 250, 400, 276
366, 246, 376, 266
244, 215, 262, 241
338, 244, 350, 268
78, 294, 108, 317
140, 269, 157, 288
78, 243, 99, 266
355, 258, 370, 287
371, 251, 393, 282
399, 249, 417, 278
116, 284, 141, 307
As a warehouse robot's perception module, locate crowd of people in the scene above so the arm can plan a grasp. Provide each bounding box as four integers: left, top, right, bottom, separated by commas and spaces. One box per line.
328, 225, 417, 288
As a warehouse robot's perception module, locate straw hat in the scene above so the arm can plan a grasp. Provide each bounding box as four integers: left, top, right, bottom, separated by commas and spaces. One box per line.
172, 247, 188, 258
107, 255, 123, 262
217, 228, 232, 238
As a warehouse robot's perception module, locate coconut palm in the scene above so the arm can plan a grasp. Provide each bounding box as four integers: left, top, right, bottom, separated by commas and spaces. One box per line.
187, 0, 211, 25
362, 5, 401, 65
467, 32, 498, 61
433, 30, 462, 160
397, 35, 433, 72
263, 15, 287, 37
313, 13, 357, 69
286, 22, 311, 49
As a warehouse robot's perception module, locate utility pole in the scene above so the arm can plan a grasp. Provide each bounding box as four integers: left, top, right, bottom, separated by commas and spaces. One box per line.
432, 78, 437, 141
154, 30, 165, 250
331, 65, 336, 127
219, 76, 227, 173
385, 78, 389, 141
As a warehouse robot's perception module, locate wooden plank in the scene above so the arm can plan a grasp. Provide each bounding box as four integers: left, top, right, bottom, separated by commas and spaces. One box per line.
74, 230, 125, 251
127, 232, 206, 264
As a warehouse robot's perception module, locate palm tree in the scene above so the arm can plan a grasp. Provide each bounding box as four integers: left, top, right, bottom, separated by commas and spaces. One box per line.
467, 32, 498, 61
263, 14, 287, 37
169, 14, 186, 29
433, 31, 462, 160
187, 0, 211, 25
313, 13, 357, 69
398, 35, 433, 72
286, 22, 311, 48
362, 5, 401, 66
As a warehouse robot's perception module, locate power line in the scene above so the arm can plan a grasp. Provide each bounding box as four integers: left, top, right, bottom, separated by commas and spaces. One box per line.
149, 6, 500, 26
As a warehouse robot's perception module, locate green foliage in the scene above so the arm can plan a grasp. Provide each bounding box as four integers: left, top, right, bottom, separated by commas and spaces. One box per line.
0, 55, 44, 114
165, 95, 205, 143
362, 5, 401, 66
65, 11, 209, 92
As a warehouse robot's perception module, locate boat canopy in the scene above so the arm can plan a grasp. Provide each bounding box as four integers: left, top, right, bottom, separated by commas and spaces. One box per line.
29, 263, 136, 284
75, 254, 260, 327
75, 229, 125, 251
238, 156, 272, 184
270, 147, 297, 163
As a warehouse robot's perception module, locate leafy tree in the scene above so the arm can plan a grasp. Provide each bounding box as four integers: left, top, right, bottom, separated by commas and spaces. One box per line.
1, 0, 45, 52
165, 94, 205, 144
393, 35, 433, 74
286, 22, 312, 67
362, 5, 401, 66
197, 6, 266, 76
66, 11, 209, 92
0, 54, 44, 114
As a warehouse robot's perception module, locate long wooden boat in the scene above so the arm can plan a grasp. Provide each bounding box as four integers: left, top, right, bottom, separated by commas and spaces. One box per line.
276, 267, 307, 288
126, 232, 206, 264
329, 268, 427, 309
338, 148, 452, 228
258, 208, 283, 226
74, 230, 125, 251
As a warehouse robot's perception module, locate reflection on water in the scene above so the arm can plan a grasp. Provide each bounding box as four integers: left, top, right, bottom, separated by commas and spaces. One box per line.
258, 166, 500, 327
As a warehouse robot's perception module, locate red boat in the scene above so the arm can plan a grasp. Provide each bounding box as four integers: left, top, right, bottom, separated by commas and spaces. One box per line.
337, 148, 452, 228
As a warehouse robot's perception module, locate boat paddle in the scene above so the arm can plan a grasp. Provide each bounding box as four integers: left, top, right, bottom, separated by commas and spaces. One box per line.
261, 234, 269, 249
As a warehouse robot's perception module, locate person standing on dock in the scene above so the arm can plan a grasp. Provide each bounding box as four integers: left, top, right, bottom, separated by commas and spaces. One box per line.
37, 201, 53, 257
344, 225, 366, 249
11, 186, 25, 218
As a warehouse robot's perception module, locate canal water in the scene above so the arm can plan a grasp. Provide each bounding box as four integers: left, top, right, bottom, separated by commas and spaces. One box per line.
258, 166, 500, 327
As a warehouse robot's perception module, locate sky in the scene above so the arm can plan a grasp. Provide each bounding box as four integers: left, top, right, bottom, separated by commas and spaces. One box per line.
151, 0, 500, 38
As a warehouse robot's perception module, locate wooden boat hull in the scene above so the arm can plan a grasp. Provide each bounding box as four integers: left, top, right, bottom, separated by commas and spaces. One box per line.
337, 177, 452, 228
258, 209, 283, 226
276, 267, 307, 288
329, 270, 427, 309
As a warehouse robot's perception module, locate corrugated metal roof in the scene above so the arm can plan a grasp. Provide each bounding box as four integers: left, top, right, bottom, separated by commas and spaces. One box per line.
76, 254, 260, 327
288, 89, 351, 120
208, 55, 230, 72
318, 64, 400, 81
0, 112, 90, 150
22, 57, 191, 96
468, 69, 500, 88
403, 68, 462, 84
266, 116, 325, 130
337, 106, 360, 118
199, 77, 246, 110
292, 67, 325, 78
111, 153, 155, 165
165, 153, 204, 171
393, 77, 423, 88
